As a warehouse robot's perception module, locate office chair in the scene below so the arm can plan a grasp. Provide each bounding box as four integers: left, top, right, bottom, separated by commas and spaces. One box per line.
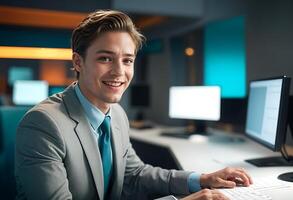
0, 106, 30, 199
130, 138, 182, 170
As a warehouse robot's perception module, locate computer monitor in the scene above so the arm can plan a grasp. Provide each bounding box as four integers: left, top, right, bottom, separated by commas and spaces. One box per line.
164, 86, 220, 137
169, 86, 221, 120
13, 80, 49, 106
130, 84, 150, 107
130, 84, 150, 121
244, 76, 293, 182
245, 76, 290, 151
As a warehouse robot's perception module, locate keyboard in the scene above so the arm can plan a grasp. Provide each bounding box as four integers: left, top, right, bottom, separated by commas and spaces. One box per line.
219, 186, 272, 200
218, 177, 291, 200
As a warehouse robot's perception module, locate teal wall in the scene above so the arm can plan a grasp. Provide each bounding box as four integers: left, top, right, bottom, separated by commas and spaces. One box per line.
204, 16, 246, 98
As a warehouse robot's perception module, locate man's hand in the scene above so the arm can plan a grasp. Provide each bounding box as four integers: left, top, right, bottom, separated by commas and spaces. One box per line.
200, 167, 253, 189
181, 189, 229, 200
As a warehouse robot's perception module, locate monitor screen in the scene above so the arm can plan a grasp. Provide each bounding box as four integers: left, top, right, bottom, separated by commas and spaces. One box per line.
245, 76, 291, 151
8, 67, 33, 86
169, 86, 221, 121
13, 80, 49, 106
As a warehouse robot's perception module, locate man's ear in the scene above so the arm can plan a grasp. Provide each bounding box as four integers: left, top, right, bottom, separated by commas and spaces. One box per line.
72, 52, 83, 72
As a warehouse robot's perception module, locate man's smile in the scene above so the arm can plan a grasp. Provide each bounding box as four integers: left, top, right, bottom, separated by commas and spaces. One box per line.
102, 81, 125, 87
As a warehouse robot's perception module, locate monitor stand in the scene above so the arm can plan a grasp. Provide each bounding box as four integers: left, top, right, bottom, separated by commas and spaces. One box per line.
277, 119, 293, 182
245, 156, 293, 167
278, 117, 293, 182
247, 120, 293, 182
246, 156, 293, 182
246, 123, 292, 166
161, 121, 212, 139
278, 172, 293, 182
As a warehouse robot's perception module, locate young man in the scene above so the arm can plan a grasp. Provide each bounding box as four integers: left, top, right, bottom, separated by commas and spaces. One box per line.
15, 10, 252, 200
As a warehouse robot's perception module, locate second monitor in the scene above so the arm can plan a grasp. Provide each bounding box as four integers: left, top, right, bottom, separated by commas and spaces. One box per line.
163, 86, 221, 138
169, 86, 221, 121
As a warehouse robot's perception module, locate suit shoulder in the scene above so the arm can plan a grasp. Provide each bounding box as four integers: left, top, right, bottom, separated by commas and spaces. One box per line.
111, 104, 129, 127
111, 103, 125, 113
111, 104, 128, 119
20, 94, 67, 127
29, 93, 65, 115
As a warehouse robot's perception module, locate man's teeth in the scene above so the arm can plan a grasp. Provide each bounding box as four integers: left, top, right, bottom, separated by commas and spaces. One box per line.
104, 81, 123, 87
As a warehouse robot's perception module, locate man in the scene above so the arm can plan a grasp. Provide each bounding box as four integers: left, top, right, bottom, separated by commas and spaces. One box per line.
15, 10, 252, 200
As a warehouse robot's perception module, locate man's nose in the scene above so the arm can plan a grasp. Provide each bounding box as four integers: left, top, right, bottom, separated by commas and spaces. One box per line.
111, 60, 124, 75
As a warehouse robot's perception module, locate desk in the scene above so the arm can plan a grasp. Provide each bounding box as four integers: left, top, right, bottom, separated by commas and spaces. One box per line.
129, 127, 293, 200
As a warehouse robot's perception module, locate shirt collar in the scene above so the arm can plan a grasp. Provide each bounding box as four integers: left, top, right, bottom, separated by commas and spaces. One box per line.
74, 83, 111, 131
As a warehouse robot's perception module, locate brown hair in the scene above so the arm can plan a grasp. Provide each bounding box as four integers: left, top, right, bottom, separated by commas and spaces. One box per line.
71, 10, 145, 78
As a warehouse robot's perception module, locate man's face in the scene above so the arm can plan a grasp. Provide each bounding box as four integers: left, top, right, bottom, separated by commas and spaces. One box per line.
73, 32, 136, 113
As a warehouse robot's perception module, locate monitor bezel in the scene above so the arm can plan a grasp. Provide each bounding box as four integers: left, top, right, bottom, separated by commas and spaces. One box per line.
245, 76, 291, 151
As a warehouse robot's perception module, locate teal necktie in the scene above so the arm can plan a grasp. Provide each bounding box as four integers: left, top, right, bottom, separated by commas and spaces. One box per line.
99, 116, 113, 194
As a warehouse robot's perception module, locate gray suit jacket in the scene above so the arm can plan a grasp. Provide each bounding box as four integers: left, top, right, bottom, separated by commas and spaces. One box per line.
15, 83, 192, 200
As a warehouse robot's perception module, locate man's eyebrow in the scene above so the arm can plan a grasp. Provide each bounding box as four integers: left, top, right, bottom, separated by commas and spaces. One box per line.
96, 50, 114, 54
96, 50, 135, 57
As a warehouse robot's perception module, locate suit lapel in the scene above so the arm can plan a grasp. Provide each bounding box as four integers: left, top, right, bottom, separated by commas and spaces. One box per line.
75, 121, 104, 199
62, 83, 104, 200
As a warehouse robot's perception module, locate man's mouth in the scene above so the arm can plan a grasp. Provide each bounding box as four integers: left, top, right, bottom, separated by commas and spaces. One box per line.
103, 81, 124, 87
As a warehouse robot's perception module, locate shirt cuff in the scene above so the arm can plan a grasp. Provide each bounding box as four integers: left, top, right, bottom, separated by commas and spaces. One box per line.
187, 172, 202, 193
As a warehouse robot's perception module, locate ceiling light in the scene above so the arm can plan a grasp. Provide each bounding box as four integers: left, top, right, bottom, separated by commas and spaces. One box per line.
0, 46, 72, 60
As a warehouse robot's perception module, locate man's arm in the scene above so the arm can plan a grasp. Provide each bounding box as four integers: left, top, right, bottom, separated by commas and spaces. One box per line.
15, 109, 72, 200
121, 143, 192, 199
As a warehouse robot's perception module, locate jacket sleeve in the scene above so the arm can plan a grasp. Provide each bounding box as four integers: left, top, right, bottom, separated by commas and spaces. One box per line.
15, 109, 72, 200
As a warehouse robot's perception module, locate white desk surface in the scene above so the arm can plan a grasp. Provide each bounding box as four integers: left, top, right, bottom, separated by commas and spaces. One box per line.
129, 126, 293, 200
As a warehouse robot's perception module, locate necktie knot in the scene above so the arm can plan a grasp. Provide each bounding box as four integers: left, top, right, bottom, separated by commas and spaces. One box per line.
101, 116, 111, 135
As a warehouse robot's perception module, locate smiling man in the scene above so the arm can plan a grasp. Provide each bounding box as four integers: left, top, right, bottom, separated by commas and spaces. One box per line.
73, 31, 135, 113
15, 10, 252, 200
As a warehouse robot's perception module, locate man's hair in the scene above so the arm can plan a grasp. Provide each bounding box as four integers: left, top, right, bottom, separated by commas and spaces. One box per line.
71, 10, 145, 78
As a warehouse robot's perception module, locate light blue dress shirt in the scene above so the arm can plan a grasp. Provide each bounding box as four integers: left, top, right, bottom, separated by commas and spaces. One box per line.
74, 84, 111, 147
74, 83, 201, 193
188, 173, 201, 192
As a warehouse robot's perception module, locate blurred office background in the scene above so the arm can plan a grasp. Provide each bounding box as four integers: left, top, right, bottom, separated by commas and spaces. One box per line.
1, 0, 293, 198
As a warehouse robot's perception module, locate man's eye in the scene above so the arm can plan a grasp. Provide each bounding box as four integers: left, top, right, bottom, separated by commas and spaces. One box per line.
98, 57, 111, 62
124, 59, 134, 65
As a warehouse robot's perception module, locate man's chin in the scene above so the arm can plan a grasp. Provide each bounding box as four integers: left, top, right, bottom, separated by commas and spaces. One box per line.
105, 96, 122, 104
